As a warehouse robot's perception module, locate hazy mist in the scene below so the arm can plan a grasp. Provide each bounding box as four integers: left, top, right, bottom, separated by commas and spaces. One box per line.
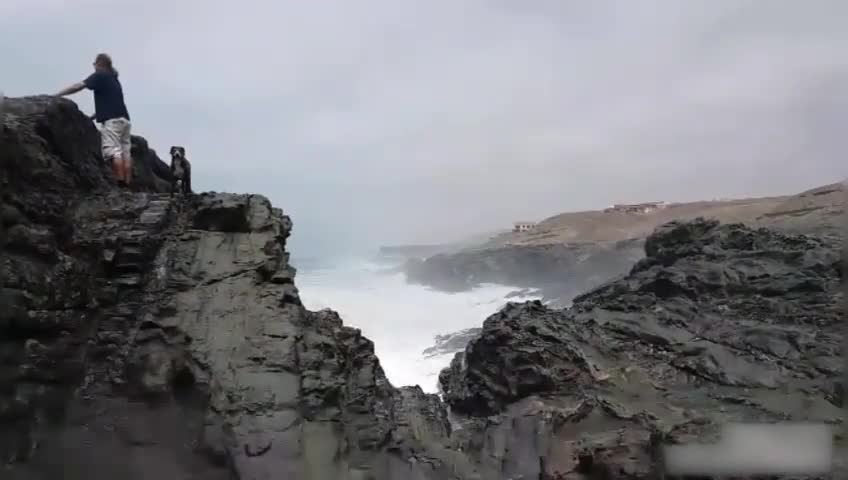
2, 0, 845, 256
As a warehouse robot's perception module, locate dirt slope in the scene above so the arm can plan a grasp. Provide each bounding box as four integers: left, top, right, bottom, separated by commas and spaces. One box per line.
484, 182, 844, 247
756, 182, 844, 237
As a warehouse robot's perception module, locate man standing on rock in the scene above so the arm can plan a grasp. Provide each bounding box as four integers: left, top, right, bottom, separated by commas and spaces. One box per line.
56, 53, 133, 187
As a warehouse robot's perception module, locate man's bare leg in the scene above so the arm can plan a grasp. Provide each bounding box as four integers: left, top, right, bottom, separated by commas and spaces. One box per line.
123, 153, 133, 186
112, 156, 123, 185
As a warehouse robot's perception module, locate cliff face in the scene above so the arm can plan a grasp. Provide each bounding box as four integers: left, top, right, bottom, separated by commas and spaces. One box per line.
2, 97, 843, 480
0, 97, 457, 480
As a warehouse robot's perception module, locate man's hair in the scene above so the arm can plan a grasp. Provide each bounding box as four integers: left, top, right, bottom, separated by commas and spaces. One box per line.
94, 53, 118, 76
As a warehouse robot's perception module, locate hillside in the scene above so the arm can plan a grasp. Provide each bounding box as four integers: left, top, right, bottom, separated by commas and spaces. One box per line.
405, 182, 843, 302
757, 182, 844, 236
482, 185, 842, 248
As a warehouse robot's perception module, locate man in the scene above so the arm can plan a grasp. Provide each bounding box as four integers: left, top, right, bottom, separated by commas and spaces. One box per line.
56, 53, 133, 187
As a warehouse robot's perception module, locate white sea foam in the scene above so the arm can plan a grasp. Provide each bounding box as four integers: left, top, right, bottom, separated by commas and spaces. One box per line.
297, 257, 540, 393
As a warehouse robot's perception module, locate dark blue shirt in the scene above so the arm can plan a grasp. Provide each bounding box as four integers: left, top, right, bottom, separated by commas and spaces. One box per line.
83, 71, 130, 123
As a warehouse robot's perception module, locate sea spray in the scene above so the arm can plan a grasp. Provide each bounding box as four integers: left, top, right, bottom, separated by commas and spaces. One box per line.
297, 256, 540, 392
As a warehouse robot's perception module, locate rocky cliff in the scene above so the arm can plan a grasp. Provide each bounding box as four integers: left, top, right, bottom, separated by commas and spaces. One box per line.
405, 239, 645, 306
1, 96, 843, 479
1, 97, 462, 480
440, 219, 843, 477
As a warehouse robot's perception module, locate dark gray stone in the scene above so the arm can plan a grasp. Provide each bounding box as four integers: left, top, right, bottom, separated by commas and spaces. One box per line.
2, 96, 842, 480
439, 219, 842, 478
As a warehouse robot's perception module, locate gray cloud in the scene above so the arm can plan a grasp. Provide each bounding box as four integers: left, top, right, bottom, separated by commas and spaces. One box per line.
2, 0, 846, 255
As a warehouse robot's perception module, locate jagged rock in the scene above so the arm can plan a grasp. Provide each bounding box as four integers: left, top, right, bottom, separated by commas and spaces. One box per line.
2, 96, 843, 480
129, 135, 173, 193
439, 218, 843, 478
1, 95, 172, 195
0, 96, 458, 479
440, 301, 603, 416
192, 193, 256, 232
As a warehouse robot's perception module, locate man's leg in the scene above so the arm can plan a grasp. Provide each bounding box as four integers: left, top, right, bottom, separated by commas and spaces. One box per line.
101, 121, 124, 185
111, 156, 123, 184
120, 120, 133, 186
122, 154, 132, 185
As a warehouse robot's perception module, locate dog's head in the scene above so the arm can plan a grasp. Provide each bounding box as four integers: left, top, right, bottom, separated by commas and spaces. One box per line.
170, 146, 186, 160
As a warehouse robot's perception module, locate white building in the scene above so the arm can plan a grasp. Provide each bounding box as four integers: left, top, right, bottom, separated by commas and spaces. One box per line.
513, 221, 536, 233
604, 201, 668, 214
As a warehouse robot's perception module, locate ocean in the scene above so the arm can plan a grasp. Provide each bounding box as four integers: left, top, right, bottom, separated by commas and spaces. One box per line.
294, 254, 540, 393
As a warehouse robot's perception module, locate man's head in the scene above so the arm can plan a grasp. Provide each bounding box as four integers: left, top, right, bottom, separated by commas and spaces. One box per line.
170, 146, 186, 160
93, 53, 117, 75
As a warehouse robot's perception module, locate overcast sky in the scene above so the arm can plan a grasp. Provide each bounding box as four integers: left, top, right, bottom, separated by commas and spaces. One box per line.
2, 0, 845, 255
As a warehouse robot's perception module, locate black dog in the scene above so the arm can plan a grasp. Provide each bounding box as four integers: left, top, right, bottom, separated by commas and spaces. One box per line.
169, 146, 192, 196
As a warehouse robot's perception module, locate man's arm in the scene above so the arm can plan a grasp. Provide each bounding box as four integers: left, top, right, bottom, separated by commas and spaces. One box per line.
57, 72, 99, 97
55, 82, 86, 97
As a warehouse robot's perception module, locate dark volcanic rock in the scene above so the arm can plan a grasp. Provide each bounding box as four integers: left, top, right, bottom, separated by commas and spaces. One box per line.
1, 97, 459, 479
440, 218, 843, 478
1, 186, 457, 478
1, 97, 175, 476
1, 95, 172, 195
404, 239, 645, 306
3, 95, 843, 479
129, 135, 173, 193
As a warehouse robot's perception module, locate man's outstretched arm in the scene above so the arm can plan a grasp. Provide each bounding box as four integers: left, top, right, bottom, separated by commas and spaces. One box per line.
55, 82, 86, 96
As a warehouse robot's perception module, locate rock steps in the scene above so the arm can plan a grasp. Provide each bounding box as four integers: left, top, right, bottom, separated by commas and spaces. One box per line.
76, 193, 178, 396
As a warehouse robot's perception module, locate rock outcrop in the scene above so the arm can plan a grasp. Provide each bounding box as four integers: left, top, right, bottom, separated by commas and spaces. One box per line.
2, 96, 843, 479
0, 97, 458, 479
405, 239, 645, 306
440, 218, 843, 478
1, 95, 173, 194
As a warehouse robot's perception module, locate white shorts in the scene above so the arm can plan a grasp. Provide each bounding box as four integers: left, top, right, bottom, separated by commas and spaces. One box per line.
99, 117, 131, 161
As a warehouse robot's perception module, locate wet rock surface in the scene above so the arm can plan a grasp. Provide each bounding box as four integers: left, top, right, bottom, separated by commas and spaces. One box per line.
2, 96, 843, 479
